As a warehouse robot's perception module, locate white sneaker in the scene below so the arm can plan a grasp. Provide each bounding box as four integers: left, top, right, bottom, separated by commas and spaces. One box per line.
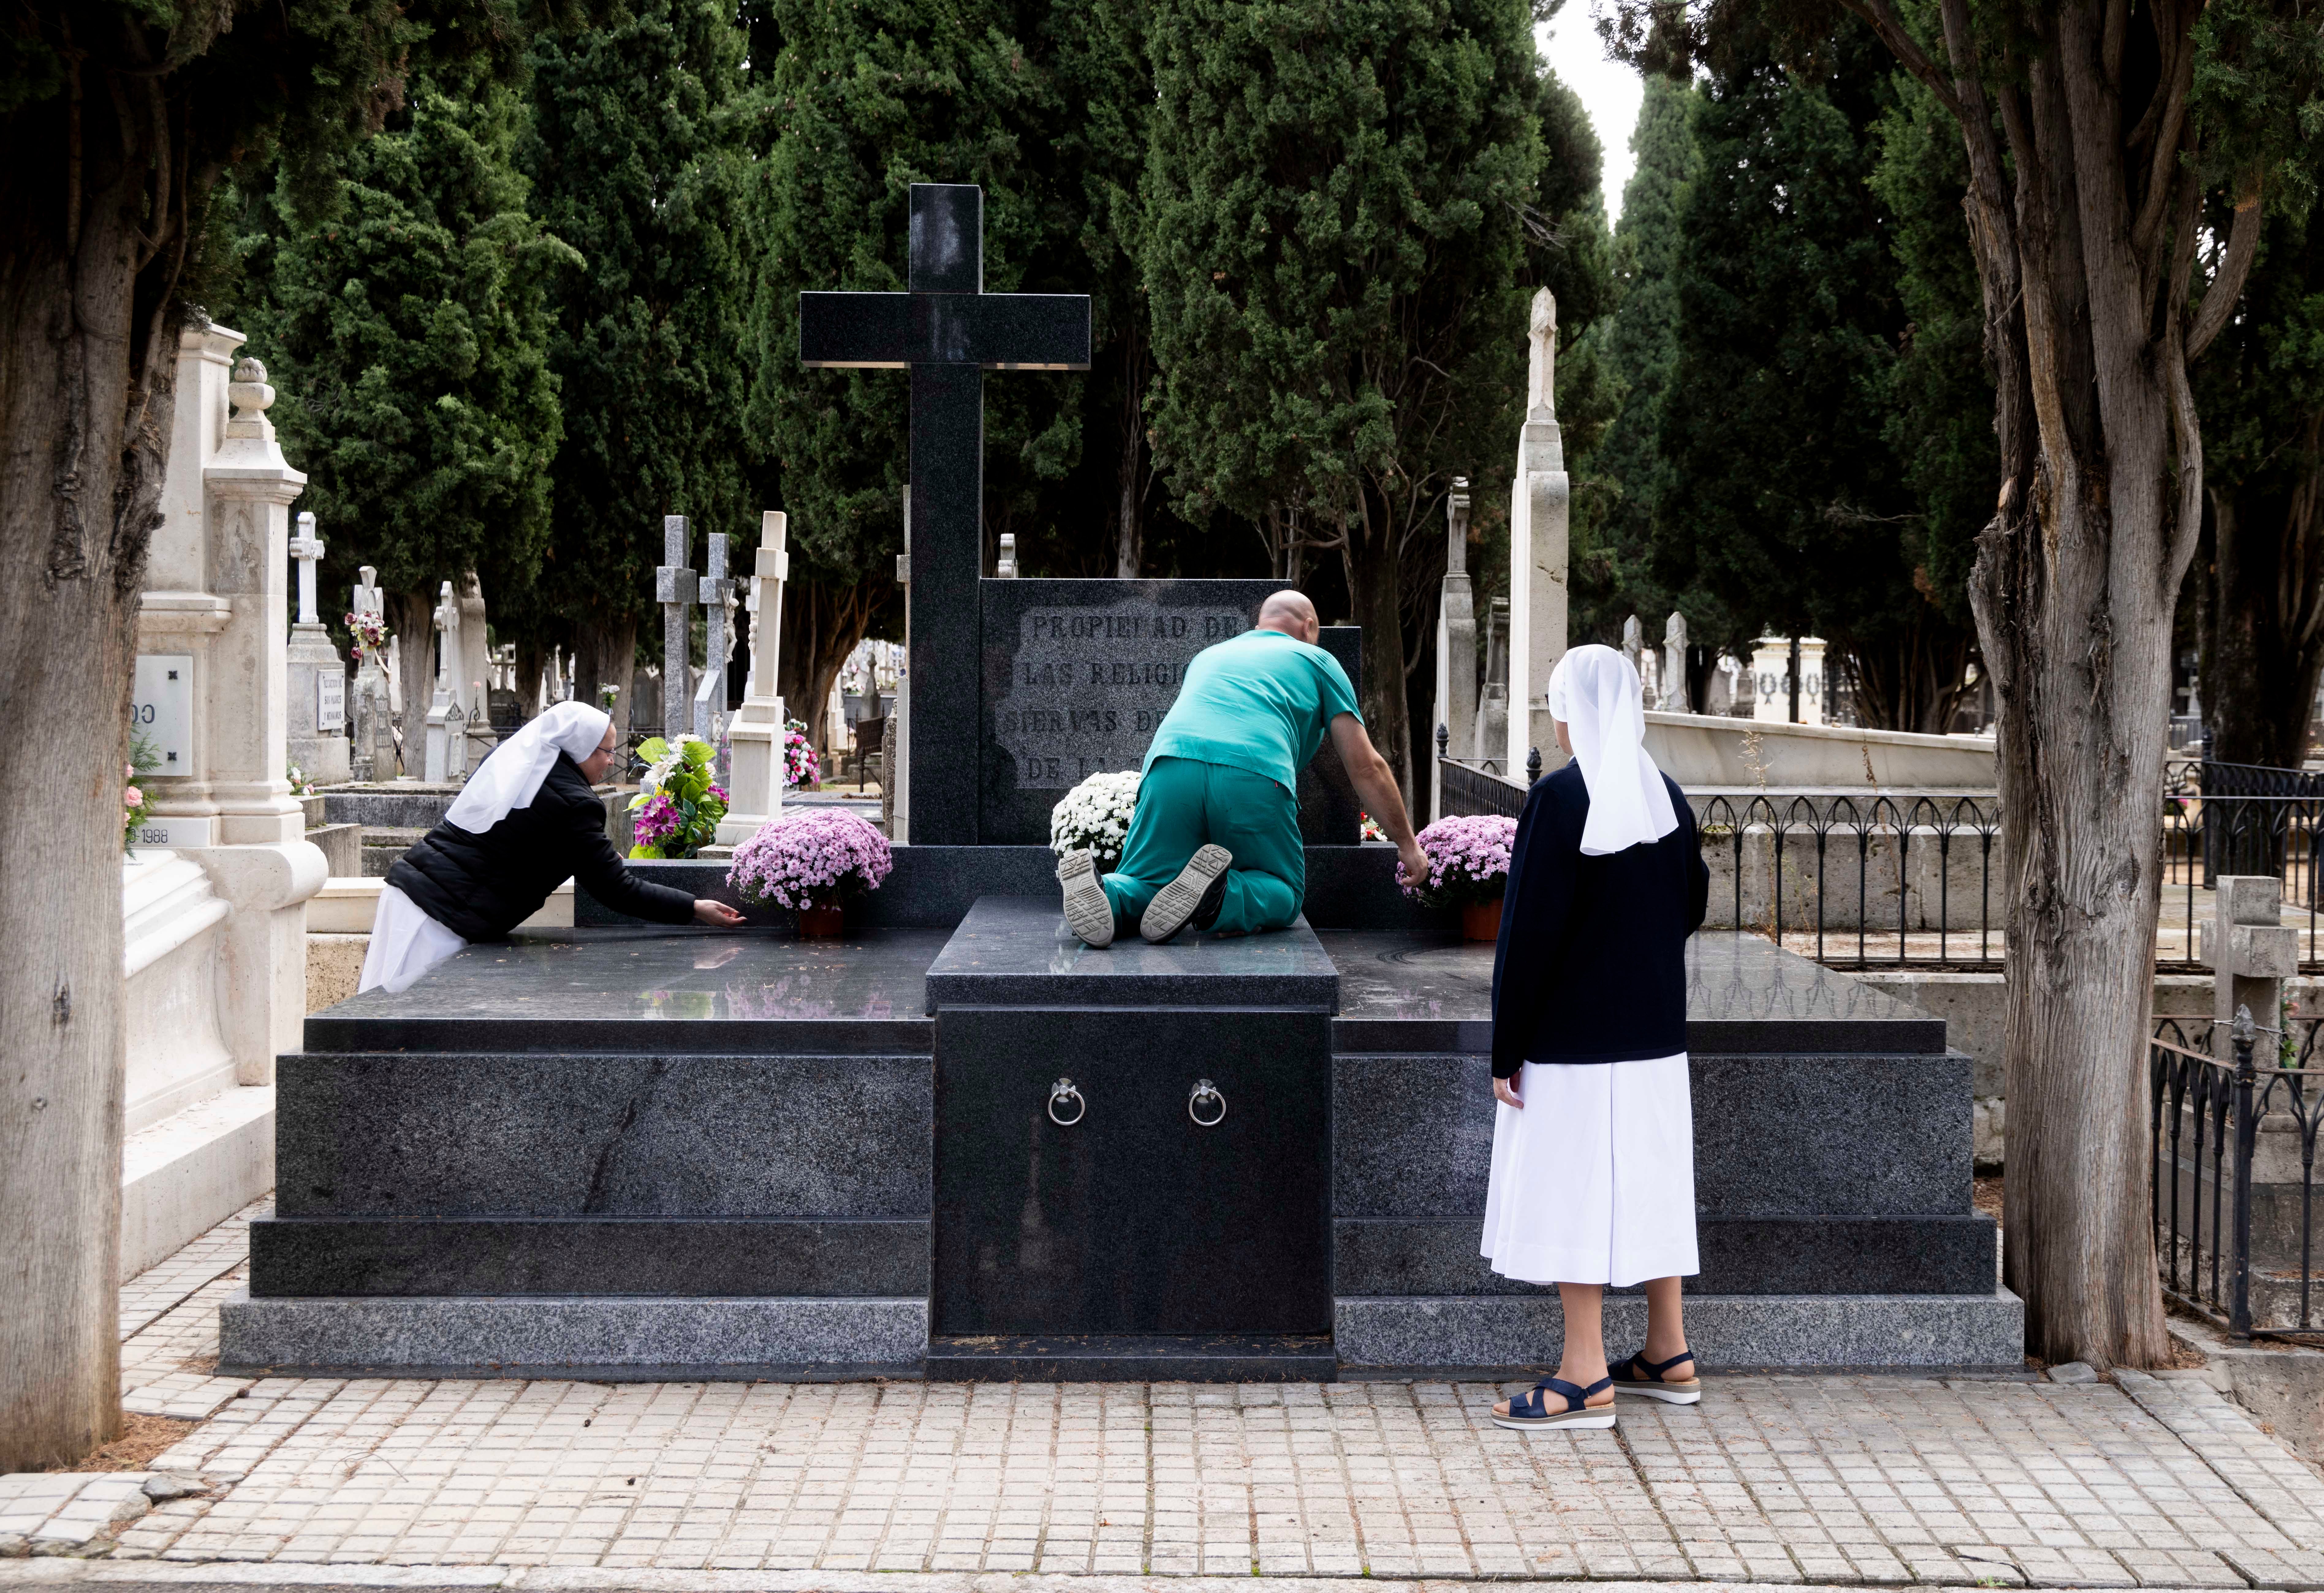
1058, 849, 1115, 948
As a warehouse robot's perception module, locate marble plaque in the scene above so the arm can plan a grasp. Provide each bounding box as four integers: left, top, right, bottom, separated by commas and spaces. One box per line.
316, 669, 346, 734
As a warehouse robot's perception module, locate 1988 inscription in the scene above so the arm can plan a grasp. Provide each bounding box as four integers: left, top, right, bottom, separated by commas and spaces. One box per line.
995, 603, 1250, 788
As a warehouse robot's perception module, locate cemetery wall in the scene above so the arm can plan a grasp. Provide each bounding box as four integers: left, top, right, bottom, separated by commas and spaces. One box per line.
1646, 710, 1997, 787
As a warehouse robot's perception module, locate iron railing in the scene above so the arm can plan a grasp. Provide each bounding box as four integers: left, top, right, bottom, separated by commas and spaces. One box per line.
1437, 752, 1536, 821
2152, 1009, 2324, 1341
2161, 793, 2324, 967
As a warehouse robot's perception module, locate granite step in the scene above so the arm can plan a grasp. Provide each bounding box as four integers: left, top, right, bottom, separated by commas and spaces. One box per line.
1334, 1288, 2025, 1373
926, 1333, 1338, 1383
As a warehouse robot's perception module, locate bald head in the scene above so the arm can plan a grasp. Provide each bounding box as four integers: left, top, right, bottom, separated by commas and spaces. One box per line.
1255, 590, 1320, 643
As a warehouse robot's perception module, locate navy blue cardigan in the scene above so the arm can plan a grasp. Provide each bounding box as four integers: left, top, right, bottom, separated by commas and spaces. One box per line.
1489, 762, 1710, 1078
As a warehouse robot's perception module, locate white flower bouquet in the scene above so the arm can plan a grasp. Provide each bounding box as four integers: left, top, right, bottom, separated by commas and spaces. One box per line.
1049, 769, 1142, 872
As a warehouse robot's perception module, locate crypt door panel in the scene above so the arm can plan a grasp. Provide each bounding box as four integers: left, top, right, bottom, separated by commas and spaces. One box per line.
934, 1007, 1331, 1336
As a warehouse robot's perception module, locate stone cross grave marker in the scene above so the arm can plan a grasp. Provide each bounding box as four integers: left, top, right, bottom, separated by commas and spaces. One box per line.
657, 515, 697, 739
290, 511, 325, 626
1662, 612, 1691, 714
352, 566, 391, 779
800, 184, 1090, 844
424, 579, 467, 782
2206, 875, 2298, 1064
693, 532, 731, 743
717, 512, 791, 844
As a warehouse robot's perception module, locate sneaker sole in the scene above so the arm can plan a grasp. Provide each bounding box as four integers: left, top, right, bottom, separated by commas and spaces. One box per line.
1140, 844, 1233, 943
1613, 1384, 1701, 1404
1491, 1409, 1617, 1432
1058, 852, 1115, 948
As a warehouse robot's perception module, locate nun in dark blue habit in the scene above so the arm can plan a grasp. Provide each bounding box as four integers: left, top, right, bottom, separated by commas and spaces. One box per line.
1483, 644, 1711, 1432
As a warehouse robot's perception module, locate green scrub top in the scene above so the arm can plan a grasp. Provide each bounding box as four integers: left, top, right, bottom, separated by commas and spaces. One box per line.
1143, 628, 1363, 791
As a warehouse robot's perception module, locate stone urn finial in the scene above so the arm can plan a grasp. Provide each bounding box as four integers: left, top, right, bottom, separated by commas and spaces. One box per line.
228, 357, 275, 420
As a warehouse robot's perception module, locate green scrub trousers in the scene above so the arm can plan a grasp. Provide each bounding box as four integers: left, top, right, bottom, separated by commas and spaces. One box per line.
1101, 756, 1306, 935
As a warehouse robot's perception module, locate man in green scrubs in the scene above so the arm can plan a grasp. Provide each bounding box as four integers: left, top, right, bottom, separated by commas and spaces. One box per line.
1058, 590, 1428, 946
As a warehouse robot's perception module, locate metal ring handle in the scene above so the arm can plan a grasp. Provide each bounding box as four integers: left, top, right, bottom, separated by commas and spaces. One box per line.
1188, 1078, 1226, 1128
1048, 1079, 1086, 1127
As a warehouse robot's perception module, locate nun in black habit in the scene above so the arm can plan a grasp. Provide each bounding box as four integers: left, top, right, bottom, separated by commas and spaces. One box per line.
1483, 644, 1711, 1432
358, 701, 746, 995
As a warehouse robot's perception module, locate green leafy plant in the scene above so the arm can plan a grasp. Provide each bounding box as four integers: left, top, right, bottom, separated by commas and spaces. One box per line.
627, 736, 728, 859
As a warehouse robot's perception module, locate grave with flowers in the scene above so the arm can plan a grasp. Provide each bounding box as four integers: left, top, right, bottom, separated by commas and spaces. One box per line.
238, 185, 2013, 1383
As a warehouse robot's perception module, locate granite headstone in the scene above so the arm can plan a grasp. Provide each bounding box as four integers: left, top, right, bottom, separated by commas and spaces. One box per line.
976, 578, 1364, 846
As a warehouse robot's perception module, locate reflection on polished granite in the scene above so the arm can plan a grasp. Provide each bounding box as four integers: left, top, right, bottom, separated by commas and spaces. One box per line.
1322, 929, 1943, 1054
923, 896, 1340, 1009
303, 926, 947, 1054
308, 919, 1938, 1056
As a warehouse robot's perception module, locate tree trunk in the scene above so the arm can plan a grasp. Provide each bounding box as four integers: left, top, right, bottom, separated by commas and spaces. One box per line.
0, 89, 178, 1468
1346, 502, 1412, 811
572, 619, 637, 742
2201, 443, 2324, 769
1116, 322, 1148, 579
778, 576, 887, 766
514, 635, 548, 723
388, 590, 436, 762
1946, 0, 2178, 1371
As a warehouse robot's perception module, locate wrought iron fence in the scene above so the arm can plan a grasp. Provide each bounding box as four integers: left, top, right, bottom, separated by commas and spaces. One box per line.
1434, 750, 2324, 969
2160, 791, 2324, 968
1694, 791, 2004, 969
2152, 1010, 2324, 1341
1437, 753, 1536, 821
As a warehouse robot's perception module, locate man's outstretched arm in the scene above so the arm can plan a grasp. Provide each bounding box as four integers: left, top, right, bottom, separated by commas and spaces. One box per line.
1329, 713, 1428, 889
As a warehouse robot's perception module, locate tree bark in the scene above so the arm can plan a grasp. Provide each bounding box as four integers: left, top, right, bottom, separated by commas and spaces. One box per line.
777, 576, 888, 765
2201, 441, 2324, 768
572, 618, 638, 742
0, 49, 181, 1468
1346, 501, 1413, 811
387, 590, 436, 762
1944, 0, 2178, 1370
1115, 322, 1149, 579
514, 635, 549, 723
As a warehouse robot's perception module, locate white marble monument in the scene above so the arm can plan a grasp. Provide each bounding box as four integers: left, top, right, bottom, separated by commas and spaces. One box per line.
284, 512, 351, 783
1429, 479, 1476, 817
717, 511, 792, 844
423, 581, 468, 781
1506, 290, 1570, 772
125, 323, 329, 1277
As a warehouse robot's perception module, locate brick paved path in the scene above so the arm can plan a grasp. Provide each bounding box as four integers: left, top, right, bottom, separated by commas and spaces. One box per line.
12, 1206, 2324, 1588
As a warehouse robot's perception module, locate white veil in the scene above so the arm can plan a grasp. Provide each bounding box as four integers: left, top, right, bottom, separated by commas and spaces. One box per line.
1544, 644, 1680, 856
443, 700, 612, 834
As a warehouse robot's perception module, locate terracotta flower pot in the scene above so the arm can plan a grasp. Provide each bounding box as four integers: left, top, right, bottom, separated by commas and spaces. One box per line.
1462, 898, 1504, 943
798, 903, 845, 939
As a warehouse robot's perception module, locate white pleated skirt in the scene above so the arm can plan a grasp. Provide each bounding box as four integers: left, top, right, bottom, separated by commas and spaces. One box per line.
357, 884, 469, 994
1480, 1053, 1700, 1287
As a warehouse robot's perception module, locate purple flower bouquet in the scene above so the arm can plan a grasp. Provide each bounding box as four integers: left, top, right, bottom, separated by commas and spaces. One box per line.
1401, 814, 1518, 909
726, 808, 894, 915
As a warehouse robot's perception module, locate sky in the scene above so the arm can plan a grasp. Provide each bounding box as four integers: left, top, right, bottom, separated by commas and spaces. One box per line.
1537, 4, 1646, 226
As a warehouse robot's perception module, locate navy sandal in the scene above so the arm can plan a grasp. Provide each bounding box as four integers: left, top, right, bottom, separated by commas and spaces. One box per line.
1491, 1375, 1617, 1432
1609, 1348, 1701, 1404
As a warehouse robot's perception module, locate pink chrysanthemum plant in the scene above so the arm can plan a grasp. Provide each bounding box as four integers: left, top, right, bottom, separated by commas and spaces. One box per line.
726, 808, 894, 914
1400, 814, 1519, 909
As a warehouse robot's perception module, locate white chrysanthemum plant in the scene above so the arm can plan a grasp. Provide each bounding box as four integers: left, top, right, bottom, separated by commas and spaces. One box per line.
1049, 769, 1143, 873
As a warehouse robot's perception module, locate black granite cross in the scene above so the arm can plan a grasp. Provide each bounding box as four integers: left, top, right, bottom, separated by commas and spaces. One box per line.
801, 184, 1091, 846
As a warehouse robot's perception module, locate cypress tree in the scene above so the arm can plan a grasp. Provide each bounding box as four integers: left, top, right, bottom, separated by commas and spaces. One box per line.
1140, 0, 1550, 798
234, 76, 575, 733
521, 0, 753, 735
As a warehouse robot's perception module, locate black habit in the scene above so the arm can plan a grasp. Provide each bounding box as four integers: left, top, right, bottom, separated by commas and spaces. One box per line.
1488, 762, 1711, 1078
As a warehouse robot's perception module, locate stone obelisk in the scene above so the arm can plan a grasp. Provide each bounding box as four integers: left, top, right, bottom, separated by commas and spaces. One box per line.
1506, 289, 1569, 775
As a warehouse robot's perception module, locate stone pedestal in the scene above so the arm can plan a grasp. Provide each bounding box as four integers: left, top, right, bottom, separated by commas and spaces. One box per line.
719, 513, 790, 845
286, 624, 351, 784
126, 323, 329, 1273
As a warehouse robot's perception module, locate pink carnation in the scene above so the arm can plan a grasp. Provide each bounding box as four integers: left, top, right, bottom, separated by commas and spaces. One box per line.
123, 787, 143, 808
